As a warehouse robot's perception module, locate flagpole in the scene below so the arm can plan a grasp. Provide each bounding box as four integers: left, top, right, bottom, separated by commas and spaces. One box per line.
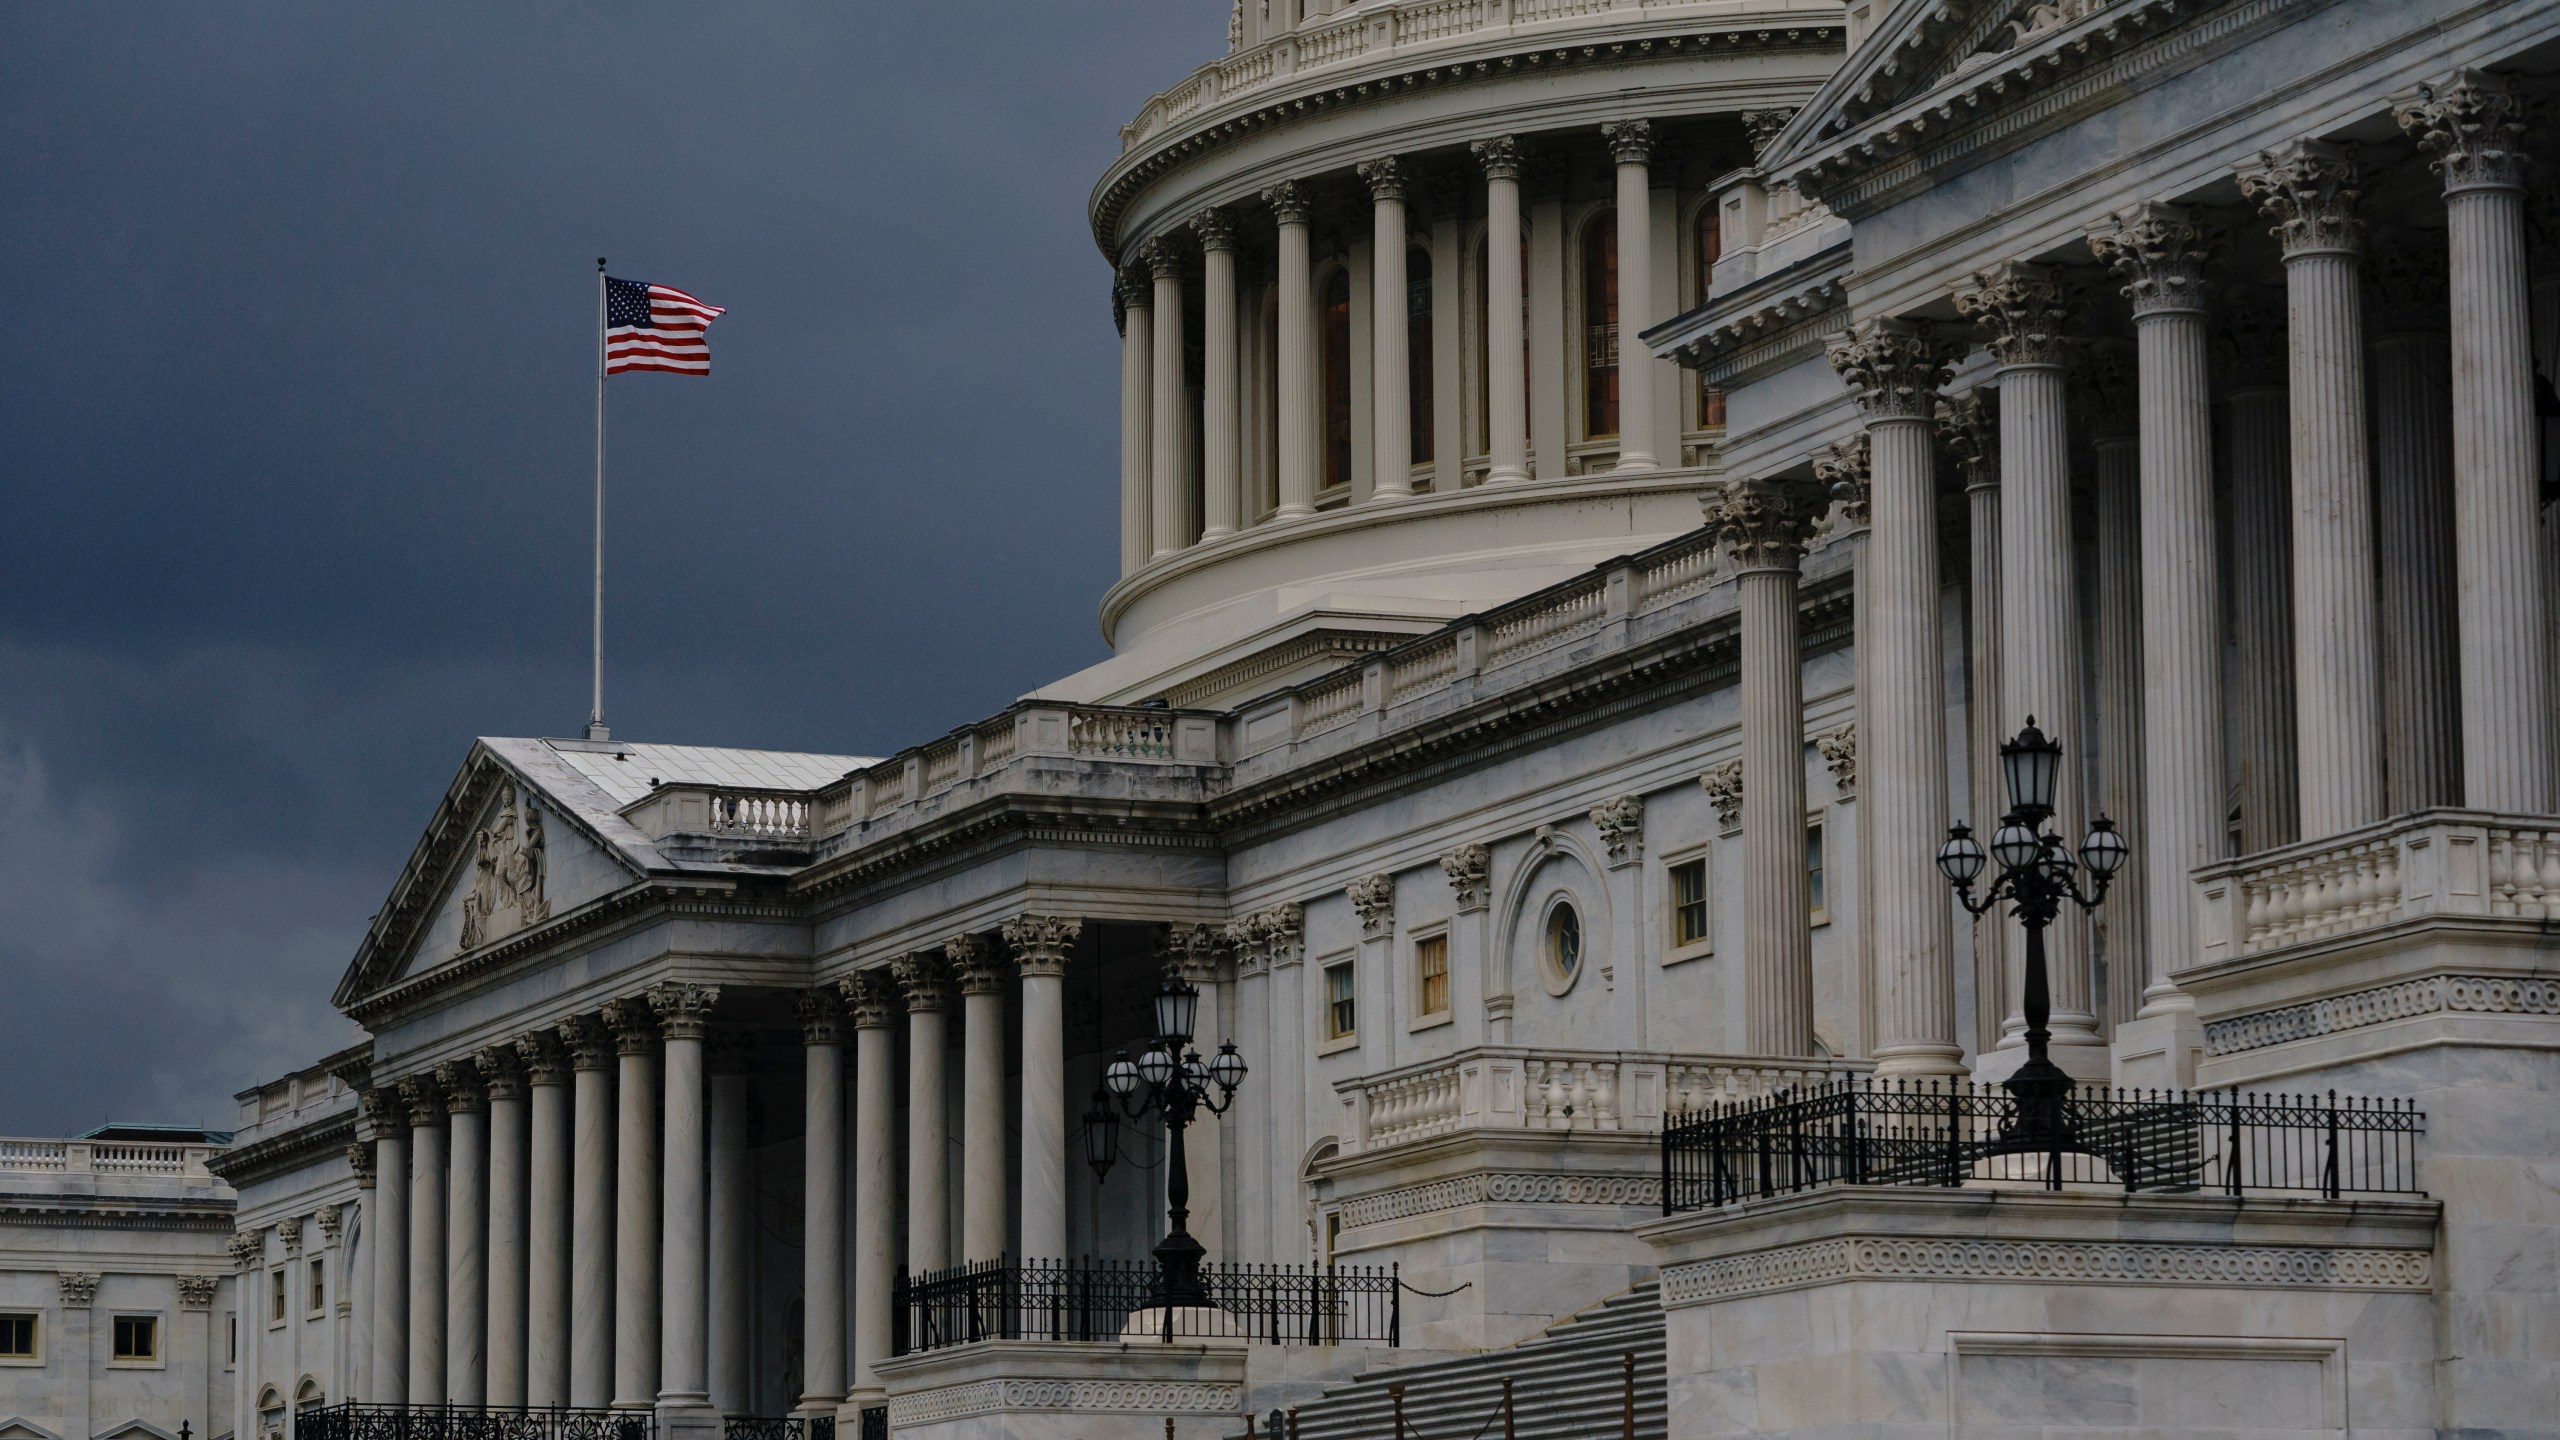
589, 257, 609, 741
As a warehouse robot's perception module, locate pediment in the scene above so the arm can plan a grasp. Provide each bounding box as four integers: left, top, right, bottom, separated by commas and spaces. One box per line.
1763, 0, 2108, 168
94, 1422, 179, 1440
0, 1417, 64, 1440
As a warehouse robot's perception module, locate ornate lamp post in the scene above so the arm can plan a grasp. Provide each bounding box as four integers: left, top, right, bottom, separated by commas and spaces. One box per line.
1936, 717, 2130, 1150
1086, 973, 1247, 1307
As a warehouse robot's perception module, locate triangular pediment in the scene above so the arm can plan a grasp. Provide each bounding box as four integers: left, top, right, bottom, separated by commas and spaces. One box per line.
93, 1422, 178, 1440
0, 1417, 64, 1440
1763, 0, 2110, 169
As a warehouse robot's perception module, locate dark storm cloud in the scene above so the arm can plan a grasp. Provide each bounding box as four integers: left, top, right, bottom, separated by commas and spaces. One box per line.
0, 3, 1222, 1132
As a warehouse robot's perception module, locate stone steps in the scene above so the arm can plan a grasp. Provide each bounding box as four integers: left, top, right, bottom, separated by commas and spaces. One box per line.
1261, 1282, 1665, 1440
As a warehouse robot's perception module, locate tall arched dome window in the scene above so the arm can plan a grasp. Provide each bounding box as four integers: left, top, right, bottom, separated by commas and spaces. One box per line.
1581, 211, 1619, 440
1320, 267, 1353, 492
1695, 207, 1726, 430
1409, 244, 1434, 469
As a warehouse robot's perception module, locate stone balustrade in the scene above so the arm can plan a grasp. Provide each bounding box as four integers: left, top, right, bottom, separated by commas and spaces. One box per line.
2190, 808, 2560, 968
0, 1138, 221, 1178
1336, 1046, 1856, 1156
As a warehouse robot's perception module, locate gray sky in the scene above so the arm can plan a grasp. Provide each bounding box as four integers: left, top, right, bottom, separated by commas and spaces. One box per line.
0, 3, 1223, 1135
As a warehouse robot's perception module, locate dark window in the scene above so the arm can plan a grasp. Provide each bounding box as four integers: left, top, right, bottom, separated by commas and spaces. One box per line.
0, 1314, 33, 1359
113, 1314, 156, 1362
1408, 246, 1435, 470
1325, 959, 1357, 1040
1320, 269, 1353, 492
1582, 213, 1619, 439
1671, 858, 1710, 946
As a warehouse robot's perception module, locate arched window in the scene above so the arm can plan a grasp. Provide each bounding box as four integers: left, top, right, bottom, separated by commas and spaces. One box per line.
1581, 212, 1619, 440
1695, 206, 1727, 430
1408, 245, 1434, 469
1320, 267, 1353, 493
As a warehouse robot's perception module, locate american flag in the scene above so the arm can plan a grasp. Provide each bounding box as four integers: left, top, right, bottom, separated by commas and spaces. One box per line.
604, 277, 724, 376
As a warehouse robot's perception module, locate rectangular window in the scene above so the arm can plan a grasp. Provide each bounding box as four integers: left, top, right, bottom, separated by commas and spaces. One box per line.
228, 1315, 237, 1365
0, 1313, 33, 1359
1414, 934, 1449, 1018
113, 1315, 157, 1362
1807, 822, 1827, 917
270, 1268, 286, 1324
1670, 858, 1710, 947
308, 1257, 325, 1317
1324, 959, 1357, 1040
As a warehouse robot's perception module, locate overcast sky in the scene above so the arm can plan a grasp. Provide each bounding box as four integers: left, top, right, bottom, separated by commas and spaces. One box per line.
0, 3, 1223, 1135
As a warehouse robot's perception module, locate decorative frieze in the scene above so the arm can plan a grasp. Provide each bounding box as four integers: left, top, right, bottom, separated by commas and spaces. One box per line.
1440, 843, 1491, 912
1827, 318, 1954, 420
891, 1378, 1244, 1427
1348, 872, 1398, 937
1660, 1236, 2432, 1306
1816, 725, 1858, 796
1001, 913, 1082, 979
1338, 1171, 1665, 1230
176, 1275, 220, 1310
2235, 140, 2363, 257
1590, 796, 1646, 866
1700, 761, 1744, 835
2088, 201, 2215, 317
2394, 68, 2529, 194
2203, 973, 2560, 1056
1954, 260, 2073, 368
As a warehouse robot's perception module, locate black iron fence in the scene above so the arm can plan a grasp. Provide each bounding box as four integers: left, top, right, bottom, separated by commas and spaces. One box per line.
722, 1419, 832, 1440
892, 1256, 1400, 1354
1662, 1079, 2424, 1213
855, 1408, 885, 1440
299, 1406, 651, 1440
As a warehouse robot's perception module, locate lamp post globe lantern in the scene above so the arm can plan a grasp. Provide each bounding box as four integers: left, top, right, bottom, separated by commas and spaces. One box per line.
1088, 963, 1250, 1309
1941, 720, 2130, 1163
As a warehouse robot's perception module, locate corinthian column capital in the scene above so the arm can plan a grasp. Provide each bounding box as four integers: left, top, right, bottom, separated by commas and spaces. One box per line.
1954, 260, 2073, 368
1812, 434, 1871, 526
947, 934, 1008, 995
1001, 913, 1082, 979
2235, 139, 2364, 257
1261, 180, 1314, 225
1601, 118, 1655, 166
1356, 155, 1406, 202
2394, 68, 2530, 194
1190, 207, 1239, 253
891, 951, 954, 1013
1139, 234, 1186, 281
646, 981, 721, 1040
1703, 477, 1829, 572
840, 969, 900, 1029
2087, 201, 2216, 317
1937, 391, 2000, 490
1470, 136, 1524, 181
1826, 318, 1954, 420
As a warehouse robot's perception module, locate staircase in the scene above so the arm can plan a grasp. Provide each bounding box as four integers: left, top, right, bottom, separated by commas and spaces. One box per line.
1272, 1282, 1665, 1440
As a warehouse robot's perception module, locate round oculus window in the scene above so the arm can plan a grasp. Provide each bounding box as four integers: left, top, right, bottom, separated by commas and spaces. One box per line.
1545, 901, 1583, 984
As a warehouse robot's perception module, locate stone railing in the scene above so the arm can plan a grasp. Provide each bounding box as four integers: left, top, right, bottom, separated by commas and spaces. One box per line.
803, 703, 1223, 838
0, 1139, 220, 1179
2191, 808, 2560, 967
1336, 1047, 1855, 1156
1121, 0, 1834, 153
620, 784, 812, 843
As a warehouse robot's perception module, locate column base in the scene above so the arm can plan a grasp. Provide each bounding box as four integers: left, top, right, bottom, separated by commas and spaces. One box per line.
654, 1395, 720, 1440
1869, 1042, 1967, 1080
1969, 1033, 2110, 1085
2109, 1005, 2203, 1089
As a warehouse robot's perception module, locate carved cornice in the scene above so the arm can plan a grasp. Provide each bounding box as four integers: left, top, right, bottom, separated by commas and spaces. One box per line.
2088, 201, 2214, 318
1704, 476, 1828, 573
1660, 1235, 2433, 1306
2236, 140, 2363, 258
207, 1110, 356, 1190
1659, 252, 1850, 389
1002, 913, 1082, 979
1828, 317, 1955, 420
1470, 135, 1524, 182
1440, 843, 1491, 913
2394, 68, 2530, 195
1954, 260, 2072, 369
1348, 872, 1397, 937
2204, 972, 2560, 1055
647, 980, 721, 1040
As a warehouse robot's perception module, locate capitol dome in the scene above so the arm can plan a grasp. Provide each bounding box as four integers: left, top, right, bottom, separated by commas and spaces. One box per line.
1049, 0, 1851, 709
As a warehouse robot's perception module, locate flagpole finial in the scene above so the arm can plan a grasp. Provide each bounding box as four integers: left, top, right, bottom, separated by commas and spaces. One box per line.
597, 256, 606, 271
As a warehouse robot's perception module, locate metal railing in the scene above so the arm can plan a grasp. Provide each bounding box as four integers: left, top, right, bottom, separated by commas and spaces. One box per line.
722, 1419, 831, 1440
1662, 1078, 2424, 1214
299, 1405, 652, 1440
892, 1256, 1400, 1354
855, 1408, 885, 1440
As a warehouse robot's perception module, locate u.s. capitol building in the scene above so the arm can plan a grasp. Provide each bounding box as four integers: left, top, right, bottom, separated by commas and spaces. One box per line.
29, 0, 2553, 1437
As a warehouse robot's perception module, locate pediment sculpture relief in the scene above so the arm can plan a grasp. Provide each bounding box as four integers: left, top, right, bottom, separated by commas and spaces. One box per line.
459, 783, 550, 952
1943, 0, 2109, 83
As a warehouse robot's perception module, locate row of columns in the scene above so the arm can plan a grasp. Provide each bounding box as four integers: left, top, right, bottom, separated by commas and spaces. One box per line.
1759, 71, 2553, 1076
1118, 122, 1670, 570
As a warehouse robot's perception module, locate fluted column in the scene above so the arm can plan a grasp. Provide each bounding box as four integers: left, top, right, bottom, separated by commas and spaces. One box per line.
364, 1092, 409, 1407
1472, 139, 1530, 484
895, 953, 955, 1274
1826, 319, 1964, 1075
1359, 156, 1413, 501
2221, 298, 2299, 853
2089, 204, 2222, 1049
1955, 263, 2105, 1074
1147, 238, 1188, 558
517, 1033, 572, 1409
942, 935, 1007, 1264
401, 1076, 447, 1405
1003, 915, 1080, 1262
706, 1037, 750, 1419
1117, 271, 1153, 573
843, 973, 899, 1405
2400, 70, 2553, 813
1197, 209, 1243, 540
2086, 394, 2147, 1033
560, 1016, 616, 1409
1603, 120, 1658, 472
438, 1063, 487, 1407
2238, 140, 2384, 838
1940, 396, 2010, 1050
603, 998, 661, 1410
649, 983, 718, 1418
480, 1048, 528, 1406
792, 989, 846, 1414
1265, 182, 1318, 519
2369, 236, 2465, 813
1703, 478, 1827, 1055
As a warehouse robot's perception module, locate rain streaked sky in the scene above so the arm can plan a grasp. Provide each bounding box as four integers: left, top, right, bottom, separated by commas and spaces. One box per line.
0, 3, 1223, 1134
